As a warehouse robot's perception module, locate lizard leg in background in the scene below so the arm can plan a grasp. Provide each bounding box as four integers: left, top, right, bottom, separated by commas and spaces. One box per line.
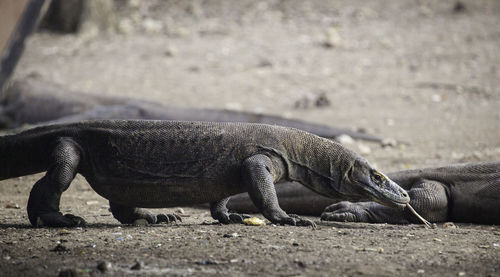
109, 201, 181, 224
321, 180, 448, 224
27, 138, 86, 227
210, 197, 251, 224
242, 154, 315, 227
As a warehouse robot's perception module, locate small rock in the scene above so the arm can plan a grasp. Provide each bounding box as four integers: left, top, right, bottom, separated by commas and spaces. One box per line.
381, 138, 397, 148
417, 269, 425, 274
86, 201, 99, 205
433, 238, 442, 242
257, 59, 273, 68
164, 46, 178, 57
174, 207, 185, 214
58, 268, 78, 277
59, 229, 71, 235
294, 260, 306, 268
357, 144, 371, 155
197, 260, 219, 265
243, 217, 266, 226
314, 92, 330, 107
51, 244, 70, 252
453, 1, 466, 13
131, 261, 144, 270
335, 134, 354, 145
442, 222, 457, 229
223, 232, 239, 238
133, 219, 149, 226
97, 261, 112, 272
225, 102, 242, 111
5, 203, 20, 209
458, 272, 466, 276
473, 151, 483, 159
117, 18, 134, 34
431, 94, 442, 102
142, 19, 163, 33
323, 27, 342, 48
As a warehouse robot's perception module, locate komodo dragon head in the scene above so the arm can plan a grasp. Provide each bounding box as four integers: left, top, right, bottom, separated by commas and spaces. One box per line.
338, 159, 410, 207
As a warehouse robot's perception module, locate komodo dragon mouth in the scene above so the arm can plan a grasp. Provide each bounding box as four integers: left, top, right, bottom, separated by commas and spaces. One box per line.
356, 170, 410, 207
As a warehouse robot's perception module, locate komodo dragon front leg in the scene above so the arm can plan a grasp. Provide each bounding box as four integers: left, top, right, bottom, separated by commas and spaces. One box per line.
321, 180, 449, 224
242, 154, 315, 226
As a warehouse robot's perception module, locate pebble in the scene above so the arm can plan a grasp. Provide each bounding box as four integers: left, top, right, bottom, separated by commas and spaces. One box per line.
243, 217, 266, 226
142, 19, 163, 33
118, 18, 134, 34
357, 144, 371, 155
5, 203, 20, 209
51, 244, 70, 252
442, 222, 457, 229
58, 269, 78, 277
417, 269, 425, 274
453, 1, 466, 13
335, 134, 354, 145
381, 138, 397, 148
175, 207, 185, 214
131, 261, 144, 270
97, 261, 112, 272
133, 219, 149, 226
223, 232, 239, 238
323, 27, 342, 48
164, 45, 178, 57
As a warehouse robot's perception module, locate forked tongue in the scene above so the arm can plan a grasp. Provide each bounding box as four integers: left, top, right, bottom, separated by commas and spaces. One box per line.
406, 203, 432, 228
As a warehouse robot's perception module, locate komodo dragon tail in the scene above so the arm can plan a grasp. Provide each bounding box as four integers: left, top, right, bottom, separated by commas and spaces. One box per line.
0, 125, 72, 180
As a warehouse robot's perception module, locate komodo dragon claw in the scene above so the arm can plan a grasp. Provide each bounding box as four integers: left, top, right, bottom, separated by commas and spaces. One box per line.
35, 212, 86, 228
156, 213, 182, 224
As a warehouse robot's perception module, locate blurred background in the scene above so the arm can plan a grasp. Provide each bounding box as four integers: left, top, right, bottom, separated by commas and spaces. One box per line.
3, 0, 500, 170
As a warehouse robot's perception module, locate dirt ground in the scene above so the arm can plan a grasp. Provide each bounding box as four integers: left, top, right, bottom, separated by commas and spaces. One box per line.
1, 0, 500, 276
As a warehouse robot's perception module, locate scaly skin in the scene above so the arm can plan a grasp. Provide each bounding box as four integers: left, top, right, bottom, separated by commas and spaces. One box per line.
0, 120, 408, 227
0, 79, 383, 142
227, 162, 500, 224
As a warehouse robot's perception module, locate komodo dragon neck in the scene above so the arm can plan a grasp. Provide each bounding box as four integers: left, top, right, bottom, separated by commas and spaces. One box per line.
272, 133, 361, 199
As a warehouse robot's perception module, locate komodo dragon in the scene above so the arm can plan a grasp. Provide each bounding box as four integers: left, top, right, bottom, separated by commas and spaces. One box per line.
0, 120, 410, 227
227, 162, 500, 224
0, 79, 382, 142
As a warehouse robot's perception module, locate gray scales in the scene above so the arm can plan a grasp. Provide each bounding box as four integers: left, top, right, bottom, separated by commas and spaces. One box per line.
0, 79, 382, 142
227, 162, 500, 224
0, 120, 409, 227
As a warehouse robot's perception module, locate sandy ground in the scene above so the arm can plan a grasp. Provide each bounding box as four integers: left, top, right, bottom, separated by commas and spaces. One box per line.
1, 0, 500, 276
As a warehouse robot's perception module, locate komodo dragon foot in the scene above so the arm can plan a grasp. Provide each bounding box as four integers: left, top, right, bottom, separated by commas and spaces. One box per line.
110, 202, 181, 225
34, 212, 86, 227
211, 198, 252, 224
320, 201, 381, 223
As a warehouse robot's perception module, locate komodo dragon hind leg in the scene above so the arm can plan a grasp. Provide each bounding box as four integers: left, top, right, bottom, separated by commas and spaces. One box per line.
210, 197, 251, 224
109, 202, 181, 225
27, 138, 86, 227
321, 180, 448, 224
242, 154, 315, 227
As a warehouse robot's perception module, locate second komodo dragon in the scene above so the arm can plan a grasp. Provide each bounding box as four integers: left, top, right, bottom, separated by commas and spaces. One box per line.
0, 120, 409, 227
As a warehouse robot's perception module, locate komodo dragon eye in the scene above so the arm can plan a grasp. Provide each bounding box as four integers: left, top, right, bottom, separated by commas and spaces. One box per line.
370, 171, 384, 183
